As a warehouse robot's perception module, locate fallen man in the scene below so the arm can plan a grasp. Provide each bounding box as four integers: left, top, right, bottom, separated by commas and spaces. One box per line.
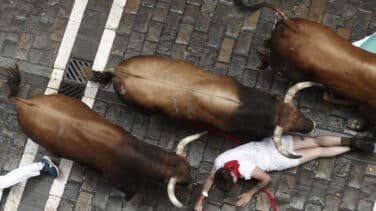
194, 135, 375, 210
0, 155, 59, 201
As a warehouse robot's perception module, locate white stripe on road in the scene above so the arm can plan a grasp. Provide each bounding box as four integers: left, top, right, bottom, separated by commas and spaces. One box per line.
4, 0, 88, 210
44, 0, 127, 210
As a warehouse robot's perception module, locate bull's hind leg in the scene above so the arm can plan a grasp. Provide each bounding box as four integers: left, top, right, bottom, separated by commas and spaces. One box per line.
256, 48, 271, 70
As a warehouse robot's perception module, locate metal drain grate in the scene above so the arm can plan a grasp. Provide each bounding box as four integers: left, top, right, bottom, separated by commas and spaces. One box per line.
64, 58, 91, 83
58, 58, 92, 99
58, 82, 85, 99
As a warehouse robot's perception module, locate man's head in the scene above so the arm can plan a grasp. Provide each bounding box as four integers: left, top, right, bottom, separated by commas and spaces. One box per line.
214, 167, 238, 192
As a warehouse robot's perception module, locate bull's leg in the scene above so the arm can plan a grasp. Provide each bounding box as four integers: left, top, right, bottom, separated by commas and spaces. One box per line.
322, 90, 357, 106
256, 48, 270, 70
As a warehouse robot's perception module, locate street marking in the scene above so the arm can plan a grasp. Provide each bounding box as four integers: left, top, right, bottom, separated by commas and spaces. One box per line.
44, 0, 127, 210
4, 0, 88, 210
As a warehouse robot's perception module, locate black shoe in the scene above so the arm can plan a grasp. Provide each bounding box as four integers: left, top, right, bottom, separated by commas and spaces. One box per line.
349, 138, 375, 153
41, 156, 59, 178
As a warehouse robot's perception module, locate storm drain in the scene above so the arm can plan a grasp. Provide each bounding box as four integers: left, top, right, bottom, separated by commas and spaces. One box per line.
58, 58, 92, 99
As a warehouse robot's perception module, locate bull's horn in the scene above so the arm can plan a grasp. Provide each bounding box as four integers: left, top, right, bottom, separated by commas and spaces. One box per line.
176, 131, 208, 156
274, 81, 323, 159
167, 131, 208, 208
167, 178, 184, 208
283, 81, 323, 104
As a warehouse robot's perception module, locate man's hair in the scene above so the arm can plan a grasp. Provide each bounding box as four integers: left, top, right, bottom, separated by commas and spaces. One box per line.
214, 168, 235, 192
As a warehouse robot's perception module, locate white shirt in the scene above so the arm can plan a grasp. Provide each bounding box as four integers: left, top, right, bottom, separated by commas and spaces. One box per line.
214, 135, 299, 180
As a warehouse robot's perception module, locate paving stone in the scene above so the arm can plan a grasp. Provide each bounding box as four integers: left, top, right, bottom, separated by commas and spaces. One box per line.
188, 0, 202, 6
156, 35, 174, 56
289, 186, 309, 210
340, 187, 360, 210
327, 176, 346, 196
133, 6, 153, 33
75, 191, 92, 211
153, 3, 169, 22
361, 176, 376, 201
187, 140, 206, 168
58, 199, 74, 211
357, 199, 374, 211
308, 179, 328, 206
125, 0, 142, 14
323, 195, 341, 211
176, 23, 194, 45
171, 0, 185, 14
315, 158, 335, 181
128, 31, 145, 51
63, 181, 81, 202
15, 33, 33, 60
203, 202, 220, 211
207, 22, 224, 48
275, 174, 295, 202
1, 40, 17, 58
348, 161, 366, 189
294, 5, 309, 18
227, 56, 246, 81
242, 10, 260, 31
240, 69, 257, 87
225, 20, 242, 38
118, 14, 136, 34
106, 196, 123, 211
81, 170, 97, 193
91, 179, 112, 210
233, 31, 253, 56
142, 40, 158, 55
307, 0, 326, 22
195, 13, 211, 32
255, 191, 271, 211
198, 47, 217, 70
366, 164, 376, 176
332, 157, 351, 177
171, 43, 186, 59
201, 0, 217, 15
218, 37, 234, 63
305, 203, 321, 211
182, 4, 199, 25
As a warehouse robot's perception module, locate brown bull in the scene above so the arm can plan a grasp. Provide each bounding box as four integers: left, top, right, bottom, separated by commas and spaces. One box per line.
235, 1, 376, 130
2, 66, 205, 208
83, 55, 318, 158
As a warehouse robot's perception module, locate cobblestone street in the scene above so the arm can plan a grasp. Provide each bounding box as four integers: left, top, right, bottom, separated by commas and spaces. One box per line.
0, 0, 375, 210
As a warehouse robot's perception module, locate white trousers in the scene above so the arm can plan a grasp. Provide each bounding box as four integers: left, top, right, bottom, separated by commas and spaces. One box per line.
0, 162, 43, 201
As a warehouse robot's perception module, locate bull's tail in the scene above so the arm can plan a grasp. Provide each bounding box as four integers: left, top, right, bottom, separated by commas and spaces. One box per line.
0, 64, 21, 99
80, 67, 114, 85
233, 0, 299, 31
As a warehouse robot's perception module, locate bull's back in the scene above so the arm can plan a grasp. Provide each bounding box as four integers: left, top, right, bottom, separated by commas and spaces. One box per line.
272, 18, 376, 107
113, 56, 244, 129
12, 94, 125, 168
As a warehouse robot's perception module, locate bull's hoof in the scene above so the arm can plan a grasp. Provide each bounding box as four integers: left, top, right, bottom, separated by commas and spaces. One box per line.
346, 118, 367, 131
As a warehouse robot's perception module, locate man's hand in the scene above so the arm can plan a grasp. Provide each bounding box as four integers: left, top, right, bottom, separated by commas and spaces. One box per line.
236, 192, 254, 207
194, 199, 203, 211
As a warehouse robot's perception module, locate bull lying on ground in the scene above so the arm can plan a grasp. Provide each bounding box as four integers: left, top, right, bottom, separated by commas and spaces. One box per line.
83, 55, 319, 158
2, 66, 204, 208
235, 1, 376, 132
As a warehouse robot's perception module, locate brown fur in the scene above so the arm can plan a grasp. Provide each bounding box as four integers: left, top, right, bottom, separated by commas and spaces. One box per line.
83, 56, 314, 139
240, 2, 376, 127
11, 94, 191, 192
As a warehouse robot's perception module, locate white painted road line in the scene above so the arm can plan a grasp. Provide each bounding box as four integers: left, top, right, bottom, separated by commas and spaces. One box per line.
44, 0, 127, 210
4, 0, 88, 210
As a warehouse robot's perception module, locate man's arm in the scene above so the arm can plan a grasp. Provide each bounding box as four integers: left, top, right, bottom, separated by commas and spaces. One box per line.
194, 168, 216, 211
236, 167, 272, 207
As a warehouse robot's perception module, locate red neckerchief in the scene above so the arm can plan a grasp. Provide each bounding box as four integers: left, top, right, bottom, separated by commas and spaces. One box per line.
224, 160, 240, 178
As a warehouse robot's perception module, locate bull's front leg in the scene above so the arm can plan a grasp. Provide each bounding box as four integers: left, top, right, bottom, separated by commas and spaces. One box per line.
322, 90, 357, 106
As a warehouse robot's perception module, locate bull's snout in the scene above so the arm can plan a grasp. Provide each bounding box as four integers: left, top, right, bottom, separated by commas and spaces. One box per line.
274, 82, 322, 159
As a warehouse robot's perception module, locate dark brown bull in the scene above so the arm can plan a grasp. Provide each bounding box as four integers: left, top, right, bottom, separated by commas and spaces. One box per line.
82, 55, 318, 158
2, 66, 205, 208
235, 0, 376, 153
